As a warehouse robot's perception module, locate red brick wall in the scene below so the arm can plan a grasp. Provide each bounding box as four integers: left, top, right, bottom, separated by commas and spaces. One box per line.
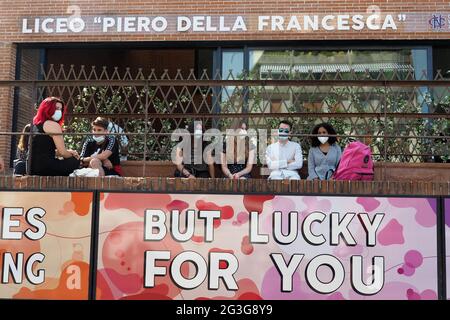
17, 49, 40, 133
0, 43, 16, 163
0, 0, 449, 43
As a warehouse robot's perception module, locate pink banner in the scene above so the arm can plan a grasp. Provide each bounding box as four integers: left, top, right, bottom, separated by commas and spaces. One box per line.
96, 193, 438, 300
0, 191, 93, 300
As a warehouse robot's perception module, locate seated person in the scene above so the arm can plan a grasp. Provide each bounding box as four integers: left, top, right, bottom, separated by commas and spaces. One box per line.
221, 122, 255, 179
30, 97, 80, 176
307, 122, 342, 180
79, 117, 122, 176
265, 120, 303, 180
174, 122, 215, 178
14, 123, 31, 175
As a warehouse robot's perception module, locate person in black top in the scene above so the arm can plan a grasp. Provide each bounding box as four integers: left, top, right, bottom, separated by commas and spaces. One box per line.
174, 121, 215, 178
79, 117, 121, 176
221, 120, 255, 179
30, 97, 80, 176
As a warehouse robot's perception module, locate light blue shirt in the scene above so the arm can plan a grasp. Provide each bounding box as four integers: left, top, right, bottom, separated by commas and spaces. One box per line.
307, 144, 342, 180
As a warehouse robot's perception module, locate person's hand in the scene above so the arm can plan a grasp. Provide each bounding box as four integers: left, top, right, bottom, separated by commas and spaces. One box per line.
0, 155, 4, 172
68, 150, 80, 160
233, 173, 241, 179
187, 174, 196, 179
103, 159, 113, 169
287, 159, 294, 164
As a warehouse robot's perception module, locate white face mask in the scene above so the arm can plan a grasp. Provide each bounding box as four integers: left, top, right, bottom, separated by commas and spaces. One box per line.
194, 129, 203, 138
279, 135, 289, 141
318, 136, 329, 144
93, 135, 105, 144
52, 110, 62, 122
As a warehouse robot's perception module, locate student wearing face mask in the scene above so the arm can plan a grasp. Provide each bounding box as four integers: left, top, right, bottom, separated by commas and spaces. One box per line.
174, 122, 215, 178
30, 97, 80, 176
265, 120, 303, 180
307, 122, 342, 180
79, 117, 122, 176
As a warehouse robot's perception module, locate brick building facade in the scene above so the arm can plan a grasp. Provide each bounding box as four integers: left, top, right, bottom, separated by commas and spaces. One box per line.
0, 0, 449, 162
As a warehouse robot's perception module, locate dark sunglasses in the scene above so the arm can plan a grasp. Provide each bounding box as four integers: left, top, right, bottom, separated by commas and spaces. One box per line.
278, 128, 290, 133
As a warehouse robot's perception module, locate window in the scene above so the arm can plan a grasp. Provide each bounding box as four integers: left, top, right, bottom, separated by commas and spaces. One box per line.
221, 50, 245, 108
247, 48, 430, 114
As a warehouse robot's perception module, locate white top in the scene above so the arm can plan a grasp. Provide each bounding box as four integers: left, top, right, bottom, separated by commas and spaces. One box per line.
265, 140, 303, 174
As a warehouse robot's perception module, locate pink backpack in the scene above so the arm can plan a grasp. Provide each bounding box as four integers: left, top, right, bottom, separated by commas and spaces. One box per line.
333, 141, 374, 181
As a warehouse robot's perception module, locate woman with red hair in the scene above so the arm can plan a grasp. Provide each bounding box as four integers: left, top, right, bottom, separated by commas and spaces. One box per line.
30, 97, 80, 176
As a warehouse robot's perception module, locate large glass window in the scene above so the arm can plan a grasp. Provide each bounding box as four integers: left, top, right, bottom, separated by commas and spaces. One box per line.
249, 49, 427, 80
247, 49, 430, 116
432, 47, 450, 112
221, 50, 245, 109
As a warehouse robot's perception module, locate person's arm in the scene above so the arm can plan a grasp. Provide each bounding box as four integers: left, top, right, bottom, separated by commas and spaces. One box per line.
44, 121, 79, 159
307, 149, 318, 180
175, 147, 194, 178
95, 150, 113, 161
287, 143, 303, 170
235, 149, 255, 178
221, 152, 233, 178
266, 145, 287, 170
81, 147, 112, 164
79, 140, 89, 166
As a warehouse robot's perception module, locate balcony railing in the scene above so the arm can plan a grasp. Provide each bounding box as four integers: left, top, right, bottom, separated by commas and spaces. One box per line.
0, 65, 448, 166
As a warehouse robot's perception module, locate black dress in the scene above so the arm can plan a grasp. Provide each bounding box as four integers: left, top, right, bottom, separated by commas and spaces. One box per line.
222, 141, 253, 178
30, 124, 79, 176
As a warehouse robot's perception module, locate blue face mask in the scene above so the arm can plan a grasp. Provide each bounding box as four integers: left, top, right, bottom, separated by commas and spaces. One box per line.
93, 135, 105, 144
194, 129, 203, 138
278, 128, 289, 140
52, 110, 62, 121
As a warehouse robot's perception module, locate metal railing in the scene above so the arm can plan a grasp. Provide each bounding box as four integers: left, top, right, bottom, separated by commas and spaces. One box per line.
0, 65, 449, 171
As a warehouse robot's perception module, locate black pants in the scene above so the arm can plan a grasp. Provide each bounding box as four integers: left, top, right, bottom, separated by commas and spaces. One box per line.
31, 156, 80, 176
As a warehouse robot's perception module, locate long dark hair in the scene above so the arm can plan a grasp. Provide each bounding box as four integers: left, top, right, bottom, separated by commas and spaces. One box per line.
310, 122, 338, 147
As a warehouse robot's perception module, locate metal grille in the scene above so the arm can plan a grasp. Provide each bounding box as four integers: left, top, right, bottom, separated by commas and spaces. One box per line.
3, 64, 450, 163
